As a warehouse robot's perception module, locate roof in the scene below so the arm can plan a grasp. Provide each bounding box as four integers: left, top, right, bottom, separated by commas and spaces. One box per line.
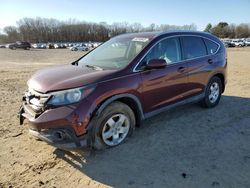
115, 30, 220, 43
115, 31, 161, 40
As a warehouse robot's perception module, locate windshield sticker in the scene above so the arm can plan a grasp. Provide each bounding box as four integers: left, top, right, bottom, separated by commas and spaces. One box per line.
132, 38, 149, 42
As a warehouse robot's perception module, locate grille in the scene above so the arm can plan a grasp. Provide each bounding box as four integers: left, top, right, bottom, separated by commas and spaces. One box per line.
24, 88, 51, 112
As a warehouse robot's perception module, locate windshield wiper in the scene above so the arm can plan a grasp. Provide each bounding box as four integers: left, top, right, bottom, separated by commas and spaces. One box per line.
72, 61, 78, 66
85, 64, 103, 71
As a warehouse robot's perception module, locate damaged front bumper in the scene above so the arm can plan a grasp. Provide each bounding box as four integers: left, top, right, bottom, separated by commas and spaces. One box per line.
18, 101, 92, 150
28, 127, 90, 150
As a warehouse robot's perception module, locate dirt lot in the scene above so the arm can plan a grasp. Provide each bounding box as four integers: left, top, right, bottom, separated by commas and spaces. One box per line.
0, 48, 250, 188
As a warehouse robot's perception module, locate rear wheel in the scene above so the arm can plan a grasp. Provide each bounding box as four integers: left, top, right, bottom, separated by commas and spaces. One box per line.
91, 101, 135, 150
201, 77, 222, 108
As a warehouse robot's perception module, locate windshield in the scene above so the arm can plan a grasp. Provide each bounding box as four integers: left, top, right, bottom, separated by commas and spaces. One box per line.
78, 36, 150, 69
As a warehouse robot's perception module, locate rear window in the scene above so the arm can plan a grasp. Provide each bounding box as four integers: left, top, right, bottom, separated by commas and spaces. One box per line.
182, 36, 207, 59
204, 39, 219, 54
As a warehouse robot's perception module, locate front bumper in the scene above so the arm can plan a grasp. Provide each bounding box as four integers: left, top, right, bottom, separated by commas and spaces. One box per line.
18, 99, 94, 150
28, 127, 90, 150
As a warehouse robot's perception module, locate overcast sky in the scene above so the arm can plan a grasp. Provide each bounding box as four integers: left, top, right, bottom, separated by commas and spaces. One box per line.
0, 0, 250, 32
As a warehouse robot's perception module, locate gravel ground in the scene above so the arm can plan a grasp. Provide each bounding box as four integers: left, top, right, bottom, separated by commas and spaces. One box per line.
0, 48, 250, 188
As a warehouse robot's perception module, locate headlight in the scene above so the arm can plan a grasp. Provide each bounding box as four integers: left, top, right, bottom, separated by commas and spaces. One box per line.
47, 86, 94, 106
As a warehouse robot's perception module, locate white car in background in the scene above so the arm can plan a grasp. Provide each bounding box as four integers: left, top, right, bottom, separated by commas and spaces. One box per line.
232, 39, 245, 47
244, 39, 250, 46
92, 42, 102, 48
54, 43, 60, 49
70, 43, 89, 51
32, 43, 46, 49
54, 43, 66, 49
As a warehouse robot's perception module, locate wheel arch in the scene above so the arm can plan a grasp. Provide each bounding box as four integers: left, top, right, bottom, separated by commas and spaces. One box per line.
208, 72, 225, 93
213, 73, 225, 93
94, 94, 144, 127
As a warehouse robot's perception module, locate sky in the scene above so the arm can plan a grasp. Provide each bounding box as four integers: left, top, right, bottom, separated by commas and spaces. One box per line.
0, 0, 250, 32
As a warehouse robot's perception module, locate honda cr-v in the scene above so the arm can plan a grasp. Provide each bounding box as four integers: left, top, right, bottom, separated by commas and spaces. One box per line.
19, 31, 227, 150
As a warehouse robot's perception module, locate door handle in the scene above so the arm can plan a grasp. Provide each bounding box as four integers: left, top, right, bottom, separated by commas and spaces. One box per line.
177, 66, 186, 73
208, 59, 213, 64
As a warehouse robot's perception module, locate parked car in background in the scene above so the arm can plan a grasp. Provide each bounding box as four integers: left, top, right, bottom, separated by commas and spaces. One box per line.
8, 41, 31, 50
223, 41, 235, 48
0, 44, 6, 48
19, 31, 227, 151
71, 43, 89, 51
244, 39, 250, 46
32, 43, 47, 49
54, 43, 66, 49
93, 42, 102, 48
54, 43, 59, 49
46, 43, 55, 49
32, 44, 38, 49
232, 39, 245, 47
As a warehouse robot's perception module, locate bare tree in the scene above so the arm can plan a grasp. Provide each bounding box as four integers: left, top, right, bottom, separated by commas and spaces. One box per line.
235, 24, 250, 38
3, 26, 19, 42
0, 17, 198, 43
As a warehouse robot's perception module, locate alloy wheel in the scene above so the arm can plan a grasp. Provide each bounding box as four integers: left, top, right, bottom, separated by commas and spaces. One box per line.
209, 82, 220, 103
101, 114, 130, 146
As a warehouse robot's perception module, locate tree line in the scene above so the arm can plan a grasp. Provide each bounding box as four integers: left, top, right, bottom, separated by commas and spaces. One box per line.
0, 17, 197, 43
1, 17, 249, 43
204, 22, 250, 38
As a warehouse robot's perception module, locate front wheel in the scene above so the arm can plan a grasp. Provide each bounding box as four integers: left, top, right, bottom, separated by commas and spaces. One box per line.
200, 77, 222, 108
91, 101, 135, 150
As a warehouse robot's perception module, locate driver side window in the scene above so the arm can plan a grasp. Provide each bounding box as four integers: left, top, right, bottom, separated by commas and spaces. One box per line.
141, 37, 181, 67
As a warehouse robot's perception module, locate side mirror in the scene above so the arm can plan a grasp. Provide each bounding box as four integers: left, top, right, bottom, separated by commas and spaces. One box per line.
145, 59, 167, 70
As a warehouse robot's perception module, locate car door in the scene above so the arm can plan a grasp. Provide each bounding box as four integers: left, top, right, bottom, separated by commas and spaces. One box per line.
139, 37, 189, 113
180, 36, 219, 97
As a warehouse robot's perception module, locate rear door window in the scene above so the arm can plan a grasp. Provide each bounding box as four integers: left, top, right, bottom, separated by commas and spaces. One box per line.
181, 36, 207, 59
204, 39, 219, 54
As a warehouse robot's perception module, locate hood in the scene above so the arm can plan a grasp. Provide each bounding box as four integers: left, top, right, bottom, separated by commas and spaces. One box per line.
28, 64, 117, 93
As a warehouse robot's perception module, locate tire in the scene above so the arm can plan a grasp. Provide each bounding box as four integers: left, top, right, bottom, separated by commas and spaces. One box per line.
200, 76, 222, 108
91, 101, 135, 150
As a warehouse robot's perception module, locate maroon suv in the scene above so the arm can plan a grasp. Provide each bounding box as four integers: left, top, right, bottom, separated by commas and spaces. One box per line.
19, 31, 227, 150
